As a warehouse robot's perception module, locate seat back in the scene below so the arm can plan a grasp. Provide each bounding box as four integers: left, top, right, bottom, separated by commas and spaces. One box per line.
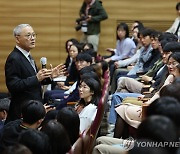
82, 128, 92, 154
91, 70, 110, 136
70, 135, 83, 154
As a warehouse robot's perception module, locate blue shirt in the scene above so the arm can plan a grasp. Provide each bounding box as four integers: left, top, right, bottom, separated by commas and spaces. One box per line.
111, 38, 136, 61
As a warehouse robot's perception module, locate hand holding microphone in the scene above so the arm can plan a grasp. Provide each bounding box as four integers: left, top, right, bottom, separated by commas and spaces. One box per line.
40, 57, 47, 69
36, 57, 52, 82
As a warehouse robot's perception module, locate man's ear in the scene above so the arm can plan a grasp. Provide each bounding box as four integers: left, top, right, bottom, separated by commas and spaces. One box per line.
37, 118, 44, 126
15, 36, 20, 44
1, 110, 8, 120
87, 62, 91, 66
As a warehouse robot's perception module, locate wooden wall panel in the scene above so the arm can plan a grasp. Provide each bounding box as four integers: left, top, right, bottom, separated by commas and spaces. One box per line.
0, 0, 178, 92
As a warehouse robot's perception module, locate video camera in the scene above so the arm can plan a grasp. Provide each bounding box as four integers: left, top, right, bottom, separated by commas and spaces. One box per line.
75, 16, 88, 31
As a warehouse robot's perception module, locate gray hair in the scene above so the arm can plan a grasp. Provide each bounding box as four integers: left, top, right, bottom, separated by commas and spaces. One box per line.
13, 24, 31, 36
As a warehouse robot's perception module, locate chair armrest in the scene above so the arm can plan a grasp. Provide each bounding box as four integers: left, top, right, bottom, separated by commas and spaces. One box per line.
141, 103, 149, 120
141, 84, 151, 93
67, 102, 77, 106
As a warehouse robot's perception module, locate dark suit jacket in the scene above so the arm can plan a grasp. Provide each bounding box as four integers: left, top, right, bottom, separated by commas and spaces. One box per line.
5, 47, 42, 121
152, 65, 169, 91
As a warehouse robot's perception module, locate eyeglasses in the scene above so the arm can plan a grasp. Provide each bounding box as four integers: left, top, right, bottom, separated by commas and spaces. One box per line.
17, 33, 37, 40
167, 62, 179, 67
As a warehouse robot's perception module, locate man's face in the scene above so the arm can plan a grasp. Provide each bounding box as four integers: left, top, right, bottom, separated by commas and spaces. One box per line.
16, 26, 36, 51
139, 35, 151, 47
162, 51, 172, 64
75, 60, 90, 71
151, 37, 159, 49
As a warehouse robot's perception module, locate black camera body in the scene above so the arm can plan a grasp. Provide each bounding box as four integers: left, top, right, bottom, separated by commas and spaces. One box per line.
75, 16, 88, 31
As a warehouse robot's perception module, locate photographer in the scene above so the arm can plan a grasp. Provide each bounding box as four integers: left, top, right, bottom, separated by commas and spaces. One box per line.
76, 0, 108, 52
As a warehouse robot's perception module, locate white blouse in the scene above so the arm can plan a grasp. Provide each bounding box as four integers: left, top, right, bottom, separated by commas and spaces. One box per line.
79, 103, 97, 133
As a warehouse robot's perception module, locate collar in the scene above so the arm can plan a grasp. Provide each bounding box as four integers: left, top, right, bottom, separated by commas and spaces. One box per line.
16, 45, 31, 59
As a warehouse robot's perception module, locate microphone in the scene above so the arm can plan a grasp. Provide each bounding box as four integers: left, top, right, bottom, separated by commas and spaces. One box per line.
40, 57, 47, 68
40, 57, 52, 85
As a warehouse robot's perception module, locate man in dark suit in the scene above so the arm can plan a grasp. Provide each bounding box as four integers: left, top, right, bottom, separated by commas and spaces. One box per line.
5, 24, 63, 122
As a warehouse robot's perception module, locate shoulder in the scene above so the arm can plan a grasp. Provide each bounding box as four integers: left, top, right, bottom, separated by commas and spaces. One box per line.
2, 119, 22, 132
6, 48, 23, 62
93, 0, 104, 7
79, 104, 97, 116
124, 38, 136, 45
85, 103, 97, 111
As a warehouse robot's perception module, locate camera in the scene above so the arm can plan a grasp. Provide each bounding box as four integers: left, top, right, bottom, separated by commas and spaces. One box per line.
75, 16, 88, 31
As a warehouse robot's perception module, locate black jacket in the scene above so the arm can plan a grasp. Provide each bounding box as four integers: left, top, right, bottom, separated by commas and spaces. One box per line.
5, 47, 42, 120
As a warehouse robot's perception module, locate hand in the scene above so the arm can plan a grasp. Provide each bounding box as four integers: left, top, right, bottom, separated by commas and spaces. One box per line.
141, 75, 152, 82
36, 68, 52, 82
50, 64, 66, 78
138, 95, 145, 101
114, 61, 119, 68
106, 48, 114, 53
60, 85, 70, 90
104, 58, 111, 63
127, 65, 134, 71
86, 15, 92, 22
57, 82, 65, 88
44, 104, 56, 113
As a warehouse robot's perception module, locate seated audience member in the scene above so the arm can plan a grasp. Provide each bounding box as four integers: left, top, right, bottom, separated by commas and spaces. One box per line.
108, 41, 179, 125
159, 77, 180, 102
57, 107, 80, 145
117, 28, 154, 77
113, 52, 180, 138
83, 42, 94, 51
110, 28, 154, 94
41, 120, 71, 154
41, 110, 58, 128
44, 42, 81, 103
110, 21, 144, 93
18, 129, 49, 154
93, 115, 177, 154
104, 22, 136, 78
55, 52, 93, 110
0, 100, 46, 152
115, 35, 176, 94
114, 20, 144, 68
62, 43, 81, 87
130, 20, 144, 46
0, 98, 10, 134
75, 77, 102, 133
105, 22, 136, 63
136, 116, 178, 153
146, 96, 180, 136
84, 48, 97, 64
2, 144, 32, 154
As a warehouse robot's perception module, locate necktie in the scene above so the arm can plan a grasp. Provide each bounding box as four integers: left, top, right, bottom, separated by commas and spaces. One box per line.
28, 54, 37, 72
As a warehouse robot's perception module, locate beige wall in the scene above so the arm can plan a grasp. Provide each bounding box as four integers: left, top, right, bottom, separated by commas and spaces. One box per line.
0, 0, 178, 92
